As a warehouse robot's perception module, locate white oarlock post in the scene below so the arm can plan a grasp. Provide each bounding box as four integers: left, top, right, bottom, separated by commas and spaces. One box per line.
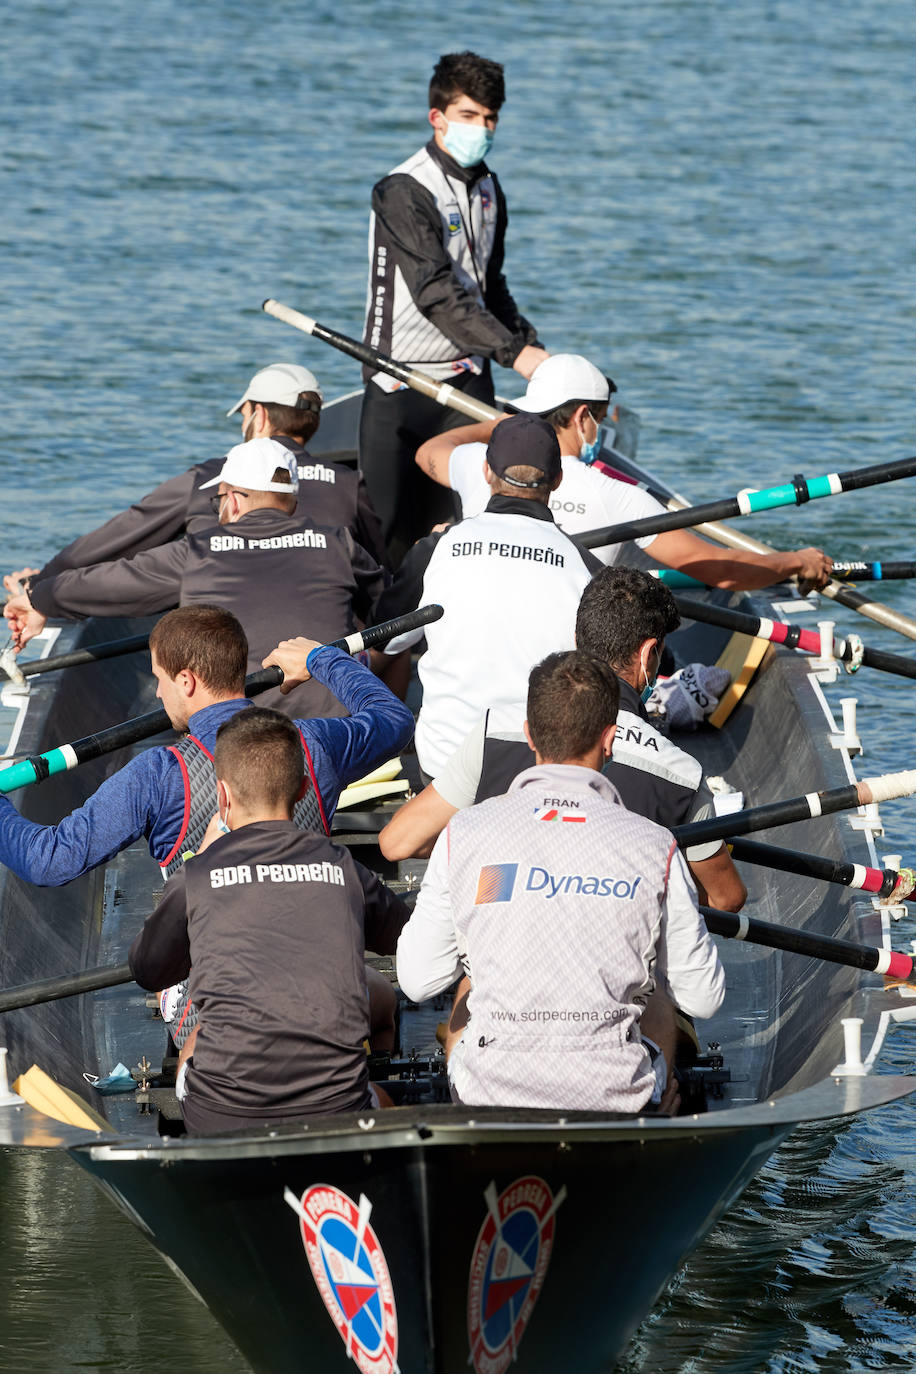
831, 1017, 867, 1077
0, 1047, 24, 1107
810, 619, 840, 681
849, 800, 885, 837
883, 854, 903, 872
830, 696, 863, 755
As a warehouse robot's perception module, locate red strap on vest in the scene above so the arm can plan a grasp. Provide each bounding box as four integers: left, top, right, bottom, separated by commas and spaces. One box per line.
160, 735, 215, 872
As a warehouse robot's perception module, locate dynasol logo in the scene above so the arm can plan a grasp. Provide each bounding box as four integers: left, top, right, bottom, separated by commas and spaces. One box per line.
475, 863, 518, 904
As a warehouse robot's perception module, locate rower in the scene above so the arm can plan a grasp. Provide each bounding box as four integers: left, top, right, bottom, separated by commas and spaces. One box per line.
381, 566, 746, 914
5, 438, 386, 720
372, 413, 601, 780
4, 360, 386, 592
358, 50, 548, 562
396, 650, 725, 1113
0, 605, 414, 887
416, 353, 833, 591
129, 708, 408, 1135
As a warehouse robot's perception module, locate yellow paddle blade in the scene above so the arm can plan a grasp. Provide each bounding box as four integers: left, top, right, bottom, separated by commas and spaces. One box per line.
12, 1065, 109, 1133
708, 632, 769, 728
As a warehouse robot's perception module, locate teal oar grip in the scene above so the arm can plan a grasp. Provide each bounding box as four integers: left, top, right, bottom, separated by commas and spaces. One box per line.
0, 746, 77, 795
651, 569, 707, 588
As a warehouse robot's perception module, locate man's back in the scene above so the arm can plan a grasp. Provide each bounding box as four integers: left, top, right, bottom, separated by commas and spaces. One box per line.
131, 819, 407, 1130
381, 500, 594, 774
448, 443, 666, 564
30, 508, 384, 719
33, 443, 385, 582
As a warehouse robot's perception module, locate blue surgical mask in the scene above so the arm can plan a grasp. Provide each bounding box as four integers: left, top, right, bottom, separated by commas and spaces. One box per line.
579, 416, 602, 465
443, 121, 494, 168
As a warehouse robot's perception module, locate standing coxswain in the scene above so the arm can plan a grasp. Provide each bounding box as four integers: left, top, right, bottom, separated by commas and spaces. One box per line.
359, 50, 548, 561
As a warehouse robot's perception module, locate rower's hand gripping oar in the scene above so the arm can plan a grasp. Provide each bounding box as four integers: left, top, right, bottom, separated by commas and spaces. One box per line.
675, 767, 916, 850
672, 594, 916, 682
701, 905, 916, 984
262, 299, 502, 424
0, 605, 443, 796
577, 454, 916, 550
651, 489, 916, 643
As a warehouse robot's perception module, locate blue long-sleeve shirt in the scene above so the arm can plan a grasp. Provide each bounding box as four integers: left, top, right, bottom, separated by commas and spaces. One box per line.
0, 647, 414, 886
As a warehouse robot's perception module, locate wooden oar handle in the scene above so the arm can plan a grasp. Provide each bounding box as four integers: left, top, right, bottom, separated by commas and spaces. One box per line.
262, 298, 502, 424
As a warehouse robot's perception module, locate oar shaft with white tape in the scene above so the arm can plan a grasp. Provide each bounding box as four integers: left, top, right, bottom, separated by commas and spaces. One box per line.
332, 604, 443, 655
673, 595, 916, 682
578, 454, 916, 549
675, 768, 916, 848
701, 905, 916, 981
262, 299, 501, 424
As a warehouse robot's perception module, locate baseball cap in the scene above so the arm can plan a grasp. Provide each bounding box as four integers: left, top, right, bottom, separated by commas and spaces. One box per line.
199, 438, 300, 493
226, 363, 323, 417
486, 413, 562, 486
511, 354, 612, 414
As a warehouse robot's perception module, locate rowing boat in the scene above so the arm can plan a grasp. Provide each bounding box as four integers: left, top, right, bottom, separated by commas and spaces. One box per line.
0, 394, 913, 1373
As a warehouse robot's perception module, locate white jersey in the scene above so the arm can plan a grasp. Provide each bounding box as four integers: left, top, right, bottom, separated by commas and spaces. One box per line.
386, 504, 594, 776
449, 442, 667, 564
397, 764, 724, 1112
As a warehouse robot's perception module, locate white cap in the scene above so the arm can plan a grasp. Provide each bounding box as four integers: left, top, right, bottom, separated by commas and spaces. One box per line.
226, 362, 323, 417
199, 438, 300, 493
511, 354, 610, 413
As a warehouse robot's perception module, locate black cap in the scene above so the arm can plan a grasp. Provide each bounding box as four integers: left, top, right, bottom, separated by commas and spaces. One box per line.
485, 413, 562, 488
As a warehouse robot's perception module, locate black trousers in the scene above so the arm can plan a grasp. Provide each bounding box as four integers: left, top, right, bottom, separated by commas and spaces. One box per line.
358, 363, 496, 566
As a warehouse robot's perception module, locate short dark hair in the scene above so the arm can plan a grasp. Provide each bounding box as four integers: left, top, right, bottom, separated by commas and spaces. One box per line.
256, 394, 322, 444
429, 52, 505, 112
541, 390, 615, 432
526, 651, 620, 762
149, 605, 248, 694
214, 708, 304, 813
575, 567, 680, 669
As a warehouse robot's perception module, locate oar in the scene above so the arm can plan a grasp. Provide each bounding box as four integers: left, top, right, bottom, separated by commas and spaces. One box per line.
0, 962, 134, 1014
700, 905, 916, 983
827, 560, 916, 583
651, 490, 916, 643
725, 835, 915, 902
655, 562, 916, 588
262, 296, 916, 642
674, 767, 916, 850
577, 454, 916, 550
672, 594, 916, 682
0, 633, 151, 684
0, 606, 443, 796
262, 298, 501, 424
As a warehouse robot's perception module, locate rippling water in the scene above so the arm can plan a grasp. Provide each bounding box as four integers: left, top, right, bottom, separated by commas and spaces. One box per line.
1, 1, 915, 1369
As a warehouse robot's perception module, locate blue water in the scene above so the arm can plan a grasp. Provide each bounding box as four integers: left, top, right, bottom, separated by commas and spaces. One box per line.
2, 0, 915, 1369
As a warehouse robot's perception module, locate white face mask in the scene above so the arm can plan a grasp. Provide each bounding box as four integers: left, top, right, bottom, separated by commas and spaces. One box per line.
241, 407, 259, 442
639, 645, 661, 704
442, 120, 494, 168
